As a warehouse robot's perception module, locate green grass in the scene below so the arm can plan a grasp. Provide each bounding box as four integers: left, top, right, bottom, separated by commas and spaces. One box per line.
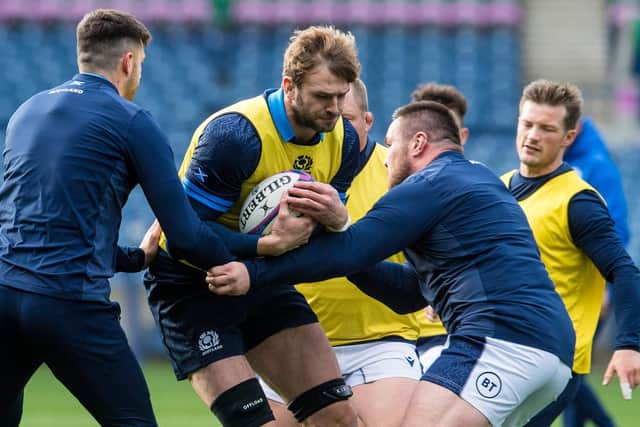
20, 362, 637, 426
21, 361, 221, 427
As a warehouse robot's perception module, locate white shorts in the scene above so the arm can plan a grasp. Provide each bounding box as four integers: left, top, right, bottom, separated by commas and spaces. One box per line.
423, 335, 572, 427
417, 335, 447, 371
260, 340, 422, 403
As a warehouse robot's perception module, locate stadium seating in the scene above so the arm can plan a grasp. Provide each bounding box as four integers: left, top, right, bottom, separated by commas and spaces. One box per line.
0, 0, 638, 279
0, 0, 214, 23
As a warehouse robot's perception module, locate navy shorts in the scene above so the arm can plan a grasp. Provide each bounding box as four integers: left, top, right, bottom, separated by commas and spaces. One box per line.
0, 285, 157, 426
145, 250, 318, 380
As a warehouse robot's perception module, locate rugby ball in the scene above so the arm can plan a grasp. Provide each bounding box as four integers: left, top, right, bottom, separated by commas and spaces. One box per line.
239, 170, 314, 234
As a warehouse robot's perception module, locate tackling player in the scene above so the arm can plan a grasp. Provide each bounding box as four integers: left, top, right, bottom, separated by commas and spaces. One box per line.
208, 100, 577, 426
410, 82, 469, 368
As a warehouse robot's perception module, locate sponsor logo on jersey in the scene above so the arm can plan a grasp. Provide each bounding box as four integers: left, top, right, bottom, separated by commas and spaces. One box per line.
48, 88, 84, 95
293, 155, 313, 171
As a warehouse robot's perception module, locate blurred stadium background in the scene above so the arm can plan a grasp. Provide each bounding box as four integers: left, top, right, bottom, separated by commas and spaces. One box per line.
1, 0, 639, 424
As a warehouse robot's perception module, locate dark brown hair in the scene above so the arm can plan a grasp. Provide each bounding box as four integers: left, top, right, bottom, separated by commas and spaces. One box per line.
392, 101, 462, 146
411, 83, 468, 126
283, 26, 360, 87
76, 9, 151, 72
520, 79, 583, 131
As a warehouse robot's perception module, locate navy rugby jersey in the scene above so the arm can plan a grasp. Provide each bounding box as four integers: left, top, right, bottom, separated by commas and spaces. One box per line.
0, 73, 233, 303
244, 151, 576, 366
507, 164, 640, 351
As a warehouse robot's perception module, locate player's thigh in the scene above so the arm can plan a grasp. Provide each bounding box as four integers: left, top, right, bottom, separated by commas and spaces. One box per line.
335, 341, 420, 427
248, 323, 356, 426
350, 378, 418, 427
0, 287, 46, 407
247, 322, 340, 400
422, 335, 571, 427
44, 300, 157, 427
243, 285, 336, 399
402, 381, 490, 427
189, 355, 256, 407
245, 287, 355, 426
523, 374, 582, 427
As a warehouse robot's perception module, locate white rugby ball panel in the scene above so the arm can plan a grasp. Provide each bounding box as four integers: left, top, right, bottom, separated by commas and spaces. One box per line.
239, 170, 313, 234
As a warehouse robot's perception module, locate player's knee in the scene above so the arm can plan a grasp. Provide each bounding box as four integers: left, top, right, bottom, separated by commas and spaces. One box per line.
287, 378, 355, 424
210, 378, 275, 427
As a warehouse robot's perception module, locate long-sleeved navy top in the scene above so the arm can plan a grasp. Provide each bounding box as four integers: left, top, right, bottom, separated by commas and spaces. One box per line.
244, 151, 576, 367
0, 73, 233, 303
508, 164, 640, 351
564, 117, 630, 245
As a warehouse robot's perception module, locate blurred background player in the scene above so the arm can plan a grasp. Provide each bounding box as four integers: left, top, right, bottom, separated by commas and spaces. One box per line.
561, 116, 630, 427
501, 79, 640, 426
409, 82, 469, 368
144, 25, 361, 427
411, 83, 469, 145
0, 9, 238, 427
259, 79, 422, 427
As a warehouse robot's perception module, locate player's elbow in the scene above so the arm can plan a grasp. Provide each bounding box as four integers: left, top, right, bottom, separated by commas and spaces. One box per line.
164, 231, 201, 260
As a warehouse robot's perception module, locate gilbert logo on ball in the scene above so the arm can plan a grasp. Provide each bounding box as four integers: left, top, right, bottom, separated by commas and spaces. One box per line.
239, 170, 314, 234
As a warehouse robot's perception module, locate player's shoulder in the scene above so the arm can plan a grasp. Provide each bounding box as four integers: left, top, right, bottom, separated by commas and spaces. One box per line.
341, 117, 358, 144
193, 112, 261, 169
203, 112, 258, 138
110, 91, 147, 120
340, 117, 360, 158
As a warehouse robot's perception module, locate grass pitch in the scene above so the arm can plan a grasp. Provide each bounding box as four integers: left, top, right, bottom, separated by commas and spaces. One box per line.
20, 361, 637, 426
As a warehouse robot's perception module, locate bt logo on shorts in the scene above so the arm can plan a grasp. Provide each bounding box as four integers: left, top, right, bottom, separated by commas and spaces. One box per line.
198, 330, 223, 356
475, 371, 502, 399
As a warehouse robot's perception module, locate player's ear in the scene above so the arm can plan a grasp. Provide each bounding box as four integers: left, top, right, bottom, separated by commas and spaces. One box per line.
459, 127, 469, 146
121, 51, 134, 76
364, 111, 374, 133
410, 131, 428, 156
563, 128, 577, 149
282, 76, 295, 101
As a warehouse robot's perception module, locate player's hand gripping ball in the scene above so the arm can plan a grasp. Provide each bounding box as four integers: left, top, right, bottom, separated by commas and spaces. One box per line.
238, 169, 314, 234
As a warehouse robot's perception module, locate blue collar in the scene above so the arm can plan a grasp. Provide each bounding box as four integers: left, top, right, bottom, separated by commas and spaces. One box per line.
73, 73, 118, 93
266, 88, 324, 144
